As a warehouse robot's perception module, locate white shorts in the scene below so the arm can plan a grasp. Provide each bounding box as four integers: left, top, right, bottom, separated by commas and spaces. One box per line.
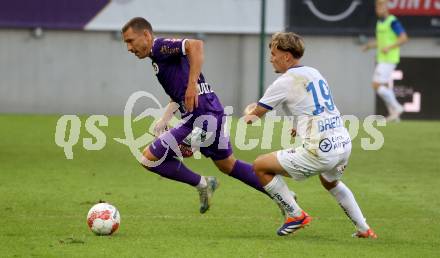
373, 63, 396, 84
276, 146, 351, 182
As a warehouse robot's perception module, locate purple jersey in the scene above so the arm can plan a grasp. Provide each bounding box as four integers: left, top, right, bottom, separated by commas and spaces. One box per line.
150, 38, 223, 115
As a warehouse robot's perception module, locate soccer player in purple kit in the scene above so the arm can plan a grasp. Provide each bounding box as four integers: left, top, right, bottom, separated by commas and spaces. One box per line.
121, 17, 266, 213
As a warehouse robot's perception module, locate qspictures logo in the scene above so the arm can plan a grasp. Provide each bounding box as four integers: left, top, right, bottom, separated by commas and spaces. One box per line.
55, 91, 387, 164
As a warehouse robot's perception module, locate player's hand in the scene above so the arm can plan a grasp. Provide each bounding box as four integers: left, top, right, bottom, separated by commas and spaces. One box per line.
362, 41, 375, 52
361, 44, 369, 52
243, 102, 257, 116
381, 46, 391, 54
153, 118, 169, 137
185, 83, 199, 112
290, 128, 297, 138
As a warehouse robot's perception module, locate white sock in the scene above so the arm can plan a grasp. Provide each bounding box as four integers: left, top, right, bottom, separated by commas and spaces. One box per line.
387, 88, 402, 111
196, 176, 207, 189
377, 85, 393, 110
329, 181, 370, 232
377, 85, 401, 111
264, 175, 302, 217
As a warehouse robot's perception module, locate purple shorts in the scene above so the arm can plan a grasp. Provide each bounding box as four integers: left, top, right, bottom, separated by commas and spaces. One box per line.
149, 110, 233, 161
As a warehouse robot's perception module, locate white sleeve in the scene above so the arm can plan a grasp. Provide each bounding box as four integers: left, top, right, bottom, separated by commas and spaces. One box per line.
258, 77, 291, 110
181, 39, 188, 56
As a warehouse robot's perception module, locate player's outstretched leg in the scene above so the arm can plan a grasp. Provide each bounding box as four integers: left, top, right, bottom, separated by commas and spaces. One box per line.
319, 176, 377, 239
263, 175, 311, 236
216, 155, 297, 217
141, 144, 218, 214
253, 153, 311, 236
229, 160, 267, 193
213, 156, 267, 194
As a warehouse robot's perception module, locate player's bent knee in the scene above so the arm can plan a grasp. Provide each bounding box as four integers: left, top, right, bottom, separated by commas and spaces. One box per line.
140, 146, 159, 170
252, 160, 275, 186
252, 160, 261, 174
372, 82, 381, 90
215, 162, 230, 174
253, 156, 268, 176
213, 155, 236, 174
252, 167, 265, 183
319, 175, 339, 191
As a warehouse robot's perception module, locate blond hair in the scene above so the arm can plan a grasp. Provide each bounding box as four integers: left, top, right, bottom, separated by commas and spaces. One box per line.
269, 32, 305, 59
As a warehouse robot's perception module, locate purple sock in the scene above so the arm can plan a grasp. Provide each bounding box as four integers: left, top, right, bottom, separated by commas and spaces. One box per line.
229, 160, 267, 194
146, 158, 201, 187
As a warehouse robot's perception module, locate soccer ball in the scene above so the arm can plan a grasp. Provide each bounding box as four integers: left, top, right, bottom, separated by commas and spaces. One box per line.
87, 202, 120, 235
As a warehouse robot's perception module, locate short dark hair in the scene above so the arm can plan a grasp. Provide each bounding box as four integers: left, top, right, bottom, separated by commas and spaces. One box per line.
121, 17, 153, 33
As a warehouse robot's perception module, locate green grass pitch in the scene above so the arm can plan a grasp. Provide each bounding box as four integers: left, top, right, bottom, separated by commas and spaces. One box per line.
1, 115, 439, 257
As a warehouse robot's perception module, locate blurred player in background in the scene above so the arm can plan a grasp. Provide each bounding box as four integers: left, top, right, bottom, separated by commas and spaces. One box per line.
244, 32, 376, 238
122, 17, 267, 214
363, 0, 409, 122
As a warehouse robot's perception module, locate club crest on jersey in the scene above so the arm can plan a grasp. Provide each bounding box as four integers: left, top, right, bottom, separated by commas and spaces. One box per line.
152, 62, 159, 75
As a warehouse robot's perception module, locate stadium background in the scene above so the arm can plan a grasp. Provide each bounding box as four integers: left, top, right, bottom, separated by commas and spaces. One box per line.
1, 1, 440, 257
1, 0, 438, 118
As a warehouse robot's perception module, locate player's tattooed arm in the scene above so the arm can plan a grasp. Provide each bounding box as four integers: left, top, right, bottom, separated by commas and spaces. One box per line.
243, 103, 269, 124
184, 39, 204, 112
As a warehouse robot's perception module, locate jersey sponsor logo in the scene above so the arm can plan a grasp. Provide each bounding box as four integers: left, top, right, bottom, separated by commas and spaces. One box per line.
163, 38, 181, 42
319, 138, 332, 152
331, 136, 351, 151
317, 115, 343, 132
197, 83, 214, 95
319, 136, 351, 153
388, 0, 440, 16
160, 45, 180, 55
